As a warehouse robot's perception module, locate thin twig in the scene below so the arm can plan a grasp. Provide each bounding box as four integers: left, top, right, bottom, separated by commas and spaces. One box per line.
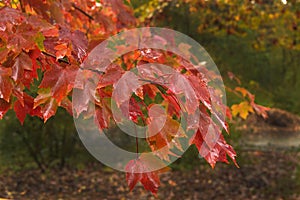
19, 0, 25, 12
79, 66, 105, 75
72, 3, 94, 20
41, 51, 106, 74
15, 130, 45, 173
41, 51, 70, 64
134, 125, 139, 159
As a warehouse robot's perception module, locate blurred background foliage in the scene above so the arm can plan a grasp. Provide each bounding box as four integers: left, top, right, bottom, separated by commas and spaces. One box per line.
133, 0, 300, 114
0, 0, 299, 171
0, 109, 95, 172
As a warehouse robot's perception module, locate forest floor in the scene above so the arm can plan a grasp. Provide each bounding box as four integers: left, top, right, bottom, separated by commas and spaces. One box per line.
0, 150, 300, 200
1, 109, 300, 200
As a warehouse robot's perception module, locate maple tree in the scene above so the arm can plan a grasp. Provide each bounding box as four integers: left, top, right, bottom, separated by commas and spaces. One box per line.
0, 0, 270, 196
135, 0, 300, 50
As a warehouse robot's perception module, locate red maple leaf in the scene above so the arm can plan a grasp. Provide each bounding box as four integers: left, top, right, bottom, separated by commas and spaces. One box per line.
14, 94, 42, 124
11, 52, 33, 84
0, 98, 11, 119
125, 158, 160, 196
0, 66, 13, 102
39, 62, 78, 103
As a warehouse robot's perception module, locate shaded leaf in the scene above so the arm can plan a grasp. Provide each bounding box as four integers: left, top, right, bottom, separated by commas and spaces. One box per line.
11, 52, 33, 83
58, 27, 88, 62
0, 98, 11, 119
0, 66, 13, 102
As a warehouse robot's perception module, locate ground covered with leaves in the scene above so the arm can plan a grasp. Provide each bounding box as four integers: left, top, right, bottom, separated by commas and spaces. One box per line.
0, 150, 300, 200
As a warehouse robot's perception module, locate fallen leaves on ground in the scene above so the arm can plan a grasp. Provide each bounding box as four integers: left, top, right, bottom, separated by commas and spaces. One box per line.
0, 150, 300, 200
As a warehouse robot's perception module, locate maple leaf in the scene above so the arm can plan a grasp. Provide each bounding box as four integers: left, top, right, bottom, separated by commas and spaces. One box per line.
34, 88, 62, 122
23, 0, 66, 25
0, 7, 25, 29
6, 21, 39, 54
147, 116, 185, 161
60, 97, 73, 115
178, 43, 192, 59
14, 93, 42, 124
40, 98, 58, 122
190, 128, 238, 168
147, 104, 167, 136
206, 86, 230, 133
27, 15, 57, 37
97, 64, 124, 89
39, 62, 78, 103
112, 71, 140, 107
235, 87, 248, 97
42, 27, 59, 37
167, 73, 198, 114
94, 98, 112, 130
58, 27, 88, 62
231, 101, 254, 119
190, 105, 238, 168
72, 79, 97, 117
248, 93, 270, 119
12, 84, 25, 106
250, 102, 270, 119
103, 0, 136, 26
28, 48, 42, 79
187, 74, 211, 111
11, 52, 33, 84
0, 98, 11, 119
34, 88, 52, 108
142, 84, 159, 99
125, 158, 160, 196
54, 43, 71, 60
117, 97, 147, 124
140, 49, 165, 63
94, 12, 116, 33
226, 106, 233, 121
0, 66, 13, 102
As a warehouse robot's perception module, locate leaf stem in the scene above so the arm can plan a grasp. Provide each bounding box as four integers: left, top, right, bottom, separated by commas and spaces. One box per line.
134, 125, 139, 159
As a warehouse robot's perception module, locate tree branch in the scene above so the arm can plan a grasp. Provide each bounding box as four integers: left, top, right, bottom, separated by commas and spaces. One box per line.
79, 66, 105, 75
41, 51, 105, 75
15, 130, 45, 173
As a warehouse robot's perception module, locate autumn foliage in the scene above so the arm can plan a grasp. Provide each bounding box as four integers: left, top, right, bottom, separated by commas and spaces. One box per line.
0, 0, 270, 196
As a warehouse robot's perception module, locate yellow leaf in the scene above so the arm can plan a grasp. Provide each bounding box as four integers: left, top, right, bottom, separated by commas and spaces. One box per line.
231, 101, 254, 119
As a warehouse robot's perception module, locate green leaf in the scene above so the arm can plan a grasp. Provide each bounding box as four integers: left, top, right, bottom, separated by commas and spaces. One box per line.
34, 32, 45, 51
